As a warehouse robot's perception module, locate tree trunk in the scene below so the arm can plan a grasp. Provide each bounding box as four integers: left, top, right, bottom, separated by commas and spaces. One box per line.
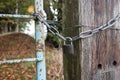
63, 0, 120, 80
63, 0, 81, 80
44, 0, 54, 20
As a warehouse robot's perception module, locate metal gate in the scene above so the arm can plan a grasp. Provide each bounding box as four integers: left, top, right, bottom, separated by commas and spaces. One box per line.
0, 0, 46, 80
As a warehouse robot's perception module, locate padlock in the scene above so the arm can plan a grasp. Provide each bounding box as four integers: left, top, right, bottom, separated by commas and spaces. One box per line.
62, 37, 74, 54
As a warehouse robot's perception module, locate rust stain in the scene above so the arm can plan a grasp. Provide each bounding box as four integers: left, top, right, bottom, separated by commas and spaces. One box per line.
36, 39, 44, 52
40, 69, 42, 72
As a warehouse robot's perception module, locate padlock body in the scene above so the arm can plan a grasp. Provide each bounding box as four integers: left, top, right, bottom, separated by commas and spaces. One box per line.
62, 44, 74, 54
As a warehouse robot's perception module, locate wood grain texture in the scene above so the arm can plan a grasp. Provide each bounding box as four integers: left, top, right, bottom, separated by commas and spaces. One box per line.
80, 0, 120, 80
63, 0, 80, 80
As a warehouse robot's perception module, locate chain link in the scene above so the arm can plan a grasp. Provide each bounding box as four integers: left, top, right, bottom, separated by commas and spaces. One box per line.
72, 13, 120, 41
33, 13, 66, 41
33, 13, 120, 42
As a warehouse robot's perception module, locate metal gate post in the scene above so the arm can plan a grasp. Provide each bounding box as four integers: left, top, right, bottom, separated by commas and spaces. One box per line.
35, 0, 46, 80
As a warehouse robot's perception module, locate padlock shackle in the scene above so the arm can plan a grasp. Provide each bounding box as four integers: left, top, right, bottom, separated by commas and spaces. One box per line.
65, 37, 72, 41
63, 37, 74, 54
64, 37, 73, 45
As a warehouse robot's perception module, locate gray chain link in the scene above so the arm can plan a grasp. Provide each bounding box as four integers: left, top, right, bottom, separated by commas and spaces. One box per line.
34, 13, 120, 42
72, 13, 120, 41
34, 13, 66, 41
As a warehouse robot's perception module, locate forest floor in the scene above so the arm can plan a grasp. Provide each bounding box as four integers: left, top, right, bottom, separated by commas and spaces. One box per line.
0, 45, 63, 80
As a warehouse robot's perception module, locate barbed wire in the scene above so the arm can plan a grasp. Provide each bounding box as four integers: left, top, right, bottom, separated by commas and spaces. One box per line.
63, 25, 95, 30
34, 13, 120, 42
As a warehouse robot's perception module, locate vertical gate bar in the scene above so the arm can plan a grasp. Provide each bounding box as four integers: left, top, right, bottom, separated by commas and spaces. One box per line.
15, 0, 19, 32
35, 0, 46, 80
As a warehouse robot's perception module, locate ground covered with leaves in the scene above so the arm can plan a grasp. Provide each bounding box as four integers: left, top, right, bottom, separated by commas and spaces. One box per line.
0, 33, 63, 80
0, 47, 63, 80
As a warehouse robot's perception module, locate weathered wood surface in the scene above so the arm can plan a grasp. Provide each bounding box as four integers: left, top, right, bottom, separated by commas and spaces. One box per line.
80, 0, 120, 80
0, 33, 35, 60
63, 0, 80, 80
63, 0, 120, 80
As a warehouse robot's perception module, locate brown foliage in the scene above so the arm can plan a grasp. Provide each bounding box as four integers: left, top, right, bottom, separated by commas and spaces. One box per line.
0, 32, 36, 60
0, 33, 63, 80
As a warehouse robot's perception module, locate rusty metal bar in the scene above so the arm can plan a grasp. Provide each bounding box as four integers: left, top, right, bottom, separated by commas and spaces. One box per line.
35, 0, 46, 80
0, 14, 34, 19
0, 58, 43, 65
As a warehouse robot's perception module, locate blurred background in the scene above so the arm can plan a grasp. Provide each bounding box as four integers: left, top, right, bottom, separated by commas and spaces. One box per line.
0, 0, 63, 80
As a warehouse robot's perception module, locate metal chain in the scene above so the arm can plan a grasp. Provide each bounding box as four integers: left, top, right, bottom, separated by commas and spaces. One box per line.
33, 13, 120, 42
33, 13, 66, 41
72, 13, 120, 41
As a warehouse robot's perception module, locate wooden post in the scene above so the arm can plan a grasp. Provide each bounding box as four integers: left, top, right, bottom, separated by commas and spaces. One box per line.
63, 0, 120, 80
